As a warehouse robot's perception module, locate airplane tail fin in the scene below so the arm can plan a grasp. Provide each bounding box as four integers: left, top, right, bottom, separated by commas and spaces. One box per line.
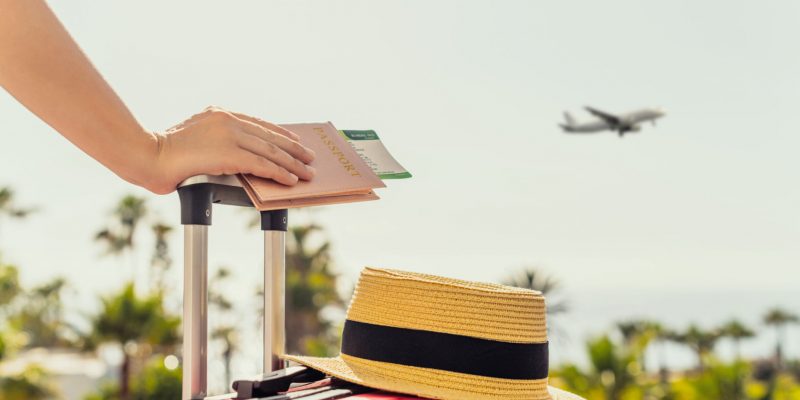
563, 111, 576, 127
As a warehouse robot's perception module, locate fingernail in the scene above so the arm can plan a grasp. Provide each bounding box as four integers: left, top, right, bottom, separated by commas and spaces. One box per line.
305, 165, 316, 178
289, 173, 299, 183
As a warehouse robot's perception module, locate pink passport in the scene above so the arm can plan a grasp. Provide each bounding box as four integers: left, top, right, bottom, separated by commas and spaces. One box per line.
238, 122, 386, 211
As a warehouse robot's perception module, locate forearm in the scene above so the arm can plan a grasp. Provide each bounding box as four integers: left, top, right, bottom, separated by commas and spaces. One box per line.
0, 0, 159, 188
0, 1, 316, 193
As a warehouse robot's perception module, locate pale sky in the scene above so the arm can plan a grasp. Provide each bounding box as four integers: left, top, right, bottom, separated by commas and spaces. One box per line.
1, 0, 798, 380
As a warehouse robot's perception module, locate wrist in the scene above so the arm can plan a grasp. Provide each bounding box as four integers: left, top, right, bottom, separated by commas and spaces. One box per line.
124, 129, 176, 195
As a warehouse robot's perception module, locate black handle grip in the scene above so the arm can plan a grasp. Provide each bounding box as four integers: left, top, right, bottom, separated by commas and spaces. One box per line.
178, 182, 253, 225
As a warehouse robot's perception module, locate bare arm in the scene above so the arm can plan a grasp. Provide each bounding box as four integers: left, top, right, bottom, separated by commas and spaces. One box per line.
0, 0, 314, 194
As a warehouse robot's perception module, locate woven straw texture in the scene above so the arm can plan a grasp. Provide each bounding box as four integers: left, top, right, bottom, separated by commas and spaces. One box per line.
283, 267, 584, 400
285, 354, 583, 400
347, 268, 548, 344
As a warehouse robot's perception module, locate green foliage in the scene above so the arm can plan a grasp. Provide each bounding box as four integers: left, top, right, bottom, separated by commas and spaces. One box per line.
6, 189, 800, 400
764, 308, 799, 327
8, 277, 75, 348
286, 225, 340, 312
83, 383, 119, 400
89, 195, 183, 399
554, 364, 592, 395
89, 282, 179, 349
0, 256, 56, 399
763, 308, 799, 367
0, 261, 75, 349
720, 320, 754, 361
281, 223, 345, 356
589, 335, 641, 398
771, 374, 800, 400
0, 330, 6, 360
130, 357, 182, 400
787, 360, 800, 383
677, 360, 749, 400
0, 259, 21, 307
83, 357, 181, 400
553, 317, 800, 400
0, 365, 57, 400
672, 325, 721, 371
87, 282, 180, 400
554, 334, 649, 399
721, 320, 755, 340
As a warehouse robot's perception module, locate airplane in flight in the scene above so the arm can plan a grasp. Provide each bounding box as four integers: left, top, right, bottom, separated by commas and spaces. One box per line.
560, 106, 666, 137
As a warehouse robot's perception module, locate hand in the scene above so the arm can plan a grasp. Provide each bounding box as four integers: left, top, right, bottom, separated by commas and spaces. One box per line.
149, 106, 316, 194
0, 3, 315, 194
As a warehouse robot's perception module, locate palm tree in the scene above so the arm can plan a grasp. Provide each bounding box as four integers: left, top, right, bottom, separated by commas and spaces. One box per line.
257, 223, 344, 356
615, 319, 659, 375
149, 222, 173, 293
211, 326, 238, 386
112, 196, 147, 247
95, 195, 147, 267
0, 187, 36, 246
209, 267, 238, 385
88, 283, 180, 400
763, 307, 799, 369
0, 332, 5, 361
565, 334, 639, 399
0, 260, 20, 362
0, 264, 61, 400
675, 324, 721, 373
0, 260, 21, 308
9, 277, 74, 348
503, 268, 569, 340
720, 319, 755, 361
0, 187, 33, 218
648, 322, 676, 385
616, 320, 652, 345
287, 224, 344, 355
209, 267, 234, 312
0, 187, 35, 220
502, 268, 569, 317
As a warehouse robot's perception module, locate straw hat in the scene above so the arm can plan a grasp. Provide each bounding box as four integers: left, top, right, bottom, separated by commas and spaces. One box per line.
284, 268, 583, 400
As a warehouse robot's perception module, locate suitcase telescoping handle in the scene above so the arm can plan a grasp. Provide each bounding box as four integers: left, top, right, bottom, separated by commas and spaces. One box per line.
178, 175, 288, 400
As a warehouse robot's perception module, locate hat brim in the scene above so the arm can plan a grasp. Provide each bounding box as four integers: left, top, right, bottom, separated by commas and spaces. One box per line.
284, 354, 584, 400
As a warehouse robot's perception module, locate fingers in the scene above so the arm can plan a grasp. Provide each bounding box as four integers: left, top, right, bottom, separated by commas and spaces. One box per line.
229, 111, 302, 142
192, 106, 317, 186
201, 105, 302, 142
239, 153, 299, 186
199, 106, 315, 162
237, 119, 316, 165
237, 132, 315, 181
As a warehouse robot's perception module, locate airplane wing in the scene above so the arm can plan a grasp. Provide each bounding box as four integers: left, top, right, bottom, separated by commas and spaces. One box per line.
584, 106, 621, 126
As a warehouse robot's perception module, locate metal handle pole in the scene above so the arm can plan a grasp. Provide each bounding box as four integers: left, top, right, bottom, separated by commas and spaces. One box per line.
261, 209, 288, 373
177, 177, 252, 399
263, 230, 286, 372
183, 225, 208, 400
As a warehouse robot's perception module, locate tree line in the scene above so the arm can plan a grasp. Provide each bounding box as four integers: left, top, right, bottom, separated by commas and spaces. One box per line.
0, 188, 346, 400
1, 186, 798, 400
502, 267, 799, 399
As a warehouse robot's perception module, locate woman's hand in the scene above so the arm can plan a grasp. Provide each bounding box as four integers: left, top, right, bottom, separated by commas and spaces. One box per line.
148, 106, 316, 194
1, 2, 314, 195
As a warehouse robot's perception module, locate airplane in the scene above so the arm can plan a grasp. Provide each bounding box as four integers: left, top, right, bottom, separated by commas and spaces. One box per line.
560, 106, 666, 137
